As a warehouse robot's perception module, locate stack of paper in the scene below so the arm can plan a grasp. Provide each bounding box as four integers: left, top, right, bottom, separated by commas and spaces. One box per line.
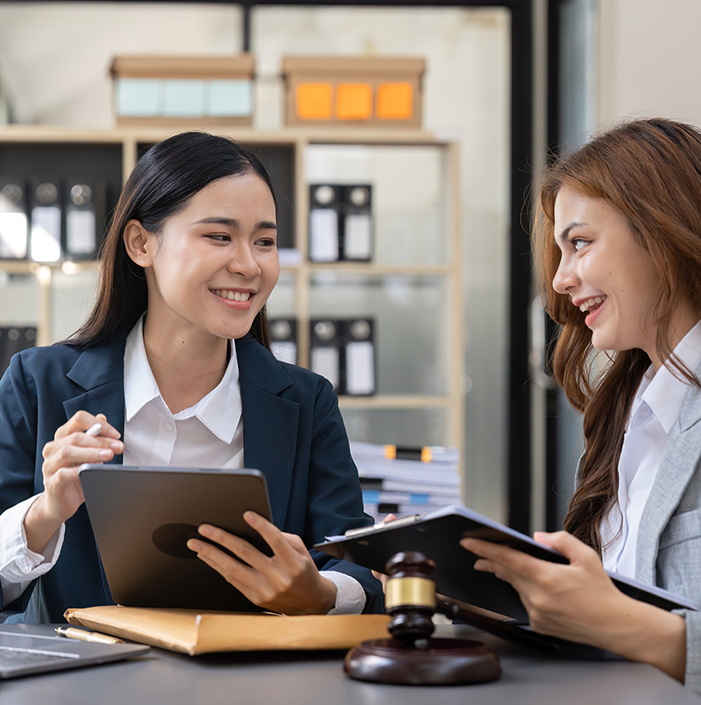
350, 441, 463, 521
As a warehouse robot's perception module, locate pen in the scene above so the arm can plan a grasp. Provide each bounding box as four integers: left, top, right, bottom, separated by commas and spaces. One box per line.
55, 626, 124, 645
85, 422, 103, 437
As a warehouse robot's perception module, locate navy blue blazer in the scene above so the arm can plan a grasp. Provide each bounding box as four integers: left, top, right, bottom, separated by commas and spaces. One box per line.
0, 331, 383, 621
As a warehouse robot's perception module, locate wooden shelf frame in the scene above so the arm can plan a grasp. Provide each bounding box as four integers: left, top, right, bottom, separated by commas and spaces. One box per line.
0, 125, 464, 459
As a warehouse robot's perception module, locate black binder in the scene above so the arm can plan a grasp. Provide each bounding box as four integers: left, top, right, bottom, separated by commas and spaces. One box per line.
269, 317, 297, 365
0, 179, 29, 260
309, 184, 373, 262
309, 185, 340, 262
310, 318, 342, 392
0, 326, 37, 377
343, 317, 376, 395
29, 179, 62, 262
64, 178, 106, 260
342, 185, 373, 261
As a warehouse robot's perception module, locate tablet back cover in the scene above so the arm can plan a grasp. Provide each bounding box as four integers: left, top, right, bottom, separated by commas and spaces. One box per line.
80, 466, 272, 612
315, 505, 696, 622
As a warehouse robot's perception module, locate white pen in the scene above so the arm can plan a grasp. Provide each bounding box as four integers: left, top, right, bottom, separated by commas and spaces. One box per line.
85, 422, 103, 437
55, 626, 124, 645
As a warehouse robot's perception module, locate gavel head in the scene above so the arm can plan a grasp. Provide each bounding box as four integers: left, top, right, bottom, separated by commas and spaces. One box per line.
384, 551, 436, 644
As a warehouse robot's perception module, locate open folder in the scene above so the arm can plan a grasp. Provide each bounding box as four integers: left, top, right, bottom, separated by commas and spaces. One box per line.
315, 505, 698, 624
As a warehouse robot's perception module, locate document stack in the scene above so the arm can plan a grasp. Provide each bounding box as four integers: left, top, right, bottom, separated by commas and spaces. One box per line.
349, 441, 462, 521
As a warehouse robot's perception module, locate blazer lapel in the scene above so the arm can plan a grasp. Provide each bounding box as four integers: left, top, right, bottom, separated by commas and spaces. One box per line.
636, 382, 701, 584
236, 337, 298, 530
62, 335, 127, 464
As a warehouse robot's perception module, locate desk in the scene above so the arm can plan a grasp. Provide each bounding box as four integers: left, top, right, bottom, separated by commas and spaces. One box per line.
1, 624, 699, 705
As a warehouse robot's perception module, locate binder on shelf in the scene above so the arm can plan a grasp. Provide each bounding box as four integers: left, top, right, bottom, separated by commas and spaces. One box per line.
308, 184, 373, 262
269, 318, 297, 365
309, 185, 340, 262
343, 318, 375, 395
0, 179, 29, 260
29, 180, 62, 262
310, 318, 342, 392
343, 185, 373, 261
64, 178, 106, 260
0, 326, 37, 377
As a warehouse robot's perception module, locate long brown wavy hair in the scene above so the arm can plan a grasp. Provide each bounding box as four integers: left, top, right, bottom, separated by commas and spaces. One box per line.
534, 118, 701, 552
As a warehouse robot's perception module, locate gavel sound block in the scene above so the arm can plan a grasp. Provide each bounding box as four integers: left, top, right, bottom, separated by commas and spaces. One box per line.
344, 551, 501, 686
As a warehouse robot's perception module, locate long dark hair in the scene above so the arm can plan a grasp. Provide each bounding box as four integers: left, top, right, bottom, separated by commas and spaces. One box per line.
533, 118, 701, 552
68, 131, 276, 349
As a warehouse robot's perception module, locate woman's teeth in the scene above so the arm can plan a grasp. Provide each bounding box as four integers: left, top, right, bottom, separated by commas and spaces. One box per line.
212, 289, 251, 302
579, 296, 605, 313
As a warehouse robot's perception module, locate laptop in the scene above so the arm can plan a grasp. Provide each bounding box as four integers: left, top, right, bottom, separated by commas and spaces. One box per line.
79, 465, 273, 612
0, 624, 150, 679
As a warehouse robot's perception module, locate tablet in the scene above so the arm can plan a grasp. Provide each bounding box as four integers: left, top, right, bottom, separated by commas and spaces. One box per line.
315, 504, 697, 622
79, 465, 272, 612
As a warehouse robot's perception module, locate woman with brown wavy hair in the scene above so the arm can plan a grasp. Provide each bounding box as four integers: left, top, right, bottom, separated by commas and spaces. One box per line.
461, 117, 701, 691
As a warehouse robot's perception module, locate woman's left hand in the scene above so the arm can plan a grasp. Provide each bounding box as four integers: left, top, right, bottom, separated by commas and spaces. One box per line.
461, 531, 629, 647
461, 531, 688, 681
187, 511, 337, 615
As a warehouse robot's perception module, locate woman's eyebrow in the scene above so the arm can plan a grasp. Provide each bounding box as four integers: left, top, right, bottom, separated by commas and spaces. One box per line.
556, 221, 586, 246
192, 216, 277, 230
192, 216, 240, 228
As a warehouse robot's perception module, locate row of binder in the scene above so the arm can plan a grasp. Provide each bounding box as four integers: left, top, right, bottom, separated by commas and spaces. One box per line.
0, 325, 37, 377
270, 317, 376, 396
309, 183, 373, 262
0, 177, 106, 261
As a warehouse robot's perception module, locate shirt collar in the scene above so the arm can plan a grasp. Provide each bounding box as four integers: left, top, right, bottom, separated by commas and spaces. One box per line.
124, 317, 160, 422
638, 319, 701, 433
124, 317, 242, 444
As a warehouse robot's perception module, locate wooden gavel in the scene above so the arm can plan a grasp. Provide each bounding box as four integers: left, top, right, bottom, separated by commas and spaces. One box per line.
344, 550, 502, 685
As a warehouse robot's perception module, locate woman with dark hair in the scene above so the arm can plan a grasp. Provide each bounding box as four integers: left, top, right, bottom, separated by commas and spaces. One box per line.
461, 118, 701, 691
0, 131, 382, 622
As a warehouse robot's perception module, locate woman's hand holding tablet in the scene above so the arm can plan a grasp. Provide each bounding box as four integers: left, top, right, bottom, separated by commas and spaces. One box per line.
188, 511, 338, 615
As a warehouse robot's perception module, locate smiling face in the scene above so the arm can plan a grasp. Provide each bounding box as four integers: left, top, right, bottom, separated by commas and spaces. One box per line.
130, 172, 279, 347
552, 186, 666, 366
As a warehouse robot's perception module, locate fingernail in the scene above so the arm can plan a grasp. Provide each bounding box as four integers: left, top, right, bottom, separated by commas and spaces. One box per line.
198, 525, 213, 537
110, 441, 123, 451
187, 539, 201, 552
98, 450, 112, 460
108, 429, 121, 439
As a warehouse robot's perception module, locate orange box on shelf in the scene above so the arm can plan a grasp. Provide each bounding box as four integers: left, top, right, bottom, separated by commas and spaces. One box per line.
110, 55, 255, 127
282, 56, 425, 128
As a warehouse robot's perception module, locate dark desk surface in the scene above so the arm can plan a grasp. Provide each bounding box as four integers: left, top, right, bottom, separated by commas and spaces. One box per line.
2, 624, 699, 705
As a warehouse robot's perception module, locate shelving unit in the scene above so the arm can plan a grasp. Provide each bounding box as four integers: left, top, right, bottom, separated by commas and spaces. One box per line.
0, 125, 464, 460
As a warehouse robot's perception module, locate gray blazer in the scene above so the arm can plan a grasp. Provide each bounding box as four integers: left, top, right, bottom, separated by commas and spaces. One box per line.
576, 365, 701, 692
634, 373, 701, 693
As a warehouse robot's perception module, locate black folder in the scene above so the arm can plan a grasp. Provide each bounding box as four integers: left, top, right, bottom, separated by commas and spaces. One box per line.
0, 179, 29, 260
315, 504, 697, 623
64, 178, 106, 259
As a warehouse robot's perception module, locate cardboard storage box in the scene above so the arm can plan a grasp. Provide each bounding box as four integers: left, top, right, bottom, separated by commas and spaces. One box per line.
110, 55, 255, 127
282, 56, 425, 128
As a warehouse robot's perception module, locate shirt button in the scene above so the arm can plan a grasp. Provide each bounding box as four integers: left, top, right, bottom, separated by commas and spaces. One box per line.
639, 407, 650, 420
164, 422, 174, 432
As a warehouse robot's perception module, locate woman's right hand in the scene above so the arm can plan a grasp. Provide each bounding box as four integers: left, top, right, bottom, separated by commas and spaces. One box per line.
24, 411, 123, 554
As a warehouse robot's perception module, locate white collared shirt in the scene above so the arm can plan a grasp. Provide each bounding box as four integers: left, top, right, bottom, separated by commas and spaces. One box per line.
0, 318, 364, 614
122, 317, 244, 470
601, 320, 701, 577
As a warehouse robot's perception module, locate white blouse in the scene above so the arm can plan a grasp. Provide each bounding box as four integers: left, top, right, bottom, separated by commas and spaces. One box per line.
601, 320, 701, 576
